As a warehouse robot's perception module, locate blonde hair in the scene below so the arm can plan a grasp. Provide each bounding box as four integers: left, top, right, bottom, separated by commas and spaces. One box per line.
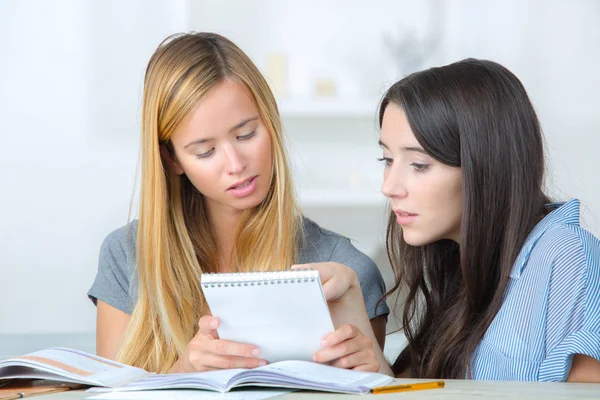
117, 32, 302, 372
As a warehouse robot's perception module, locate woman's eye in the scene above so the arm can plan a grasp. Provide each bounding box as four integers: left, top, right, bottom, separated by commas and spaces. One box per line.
410, 162, 429, 172
377, 157, 392, 166
196, 148, 214, 158
237, 131, 256, 140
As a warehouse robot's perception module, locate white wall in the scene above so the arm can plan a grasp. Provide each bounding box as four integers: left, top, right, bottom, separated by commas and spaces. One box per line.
1, 0, 598, 335
192, 0, 600, 234
445, 0, 600, 231
0, 0, 189, 334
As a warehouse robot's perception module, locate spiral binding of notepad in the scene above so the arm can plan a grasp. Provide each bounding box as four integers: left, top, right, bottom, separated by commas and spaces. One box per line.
200, 269, 318, 288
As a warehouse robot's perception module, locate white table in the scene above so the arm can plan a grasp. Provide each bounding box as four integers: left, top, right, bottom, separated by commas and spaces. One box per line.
3, 334, 600, 399
29, 379, 600, 399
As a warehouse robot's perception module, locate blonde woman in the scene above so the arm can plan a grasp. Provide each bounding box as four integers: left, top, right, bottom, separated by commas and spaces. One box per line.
87, 32, 389, 374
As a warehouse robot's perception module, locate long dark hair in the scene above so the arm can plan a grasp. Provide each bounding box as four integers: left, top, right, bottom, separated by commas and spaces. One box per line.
379, 59, 550, 378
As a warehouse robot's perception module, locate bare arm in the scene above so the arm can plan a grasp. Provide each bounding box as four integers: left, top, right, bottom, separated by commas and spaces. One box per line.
307, 263, 393, 376
326, 278, 392, 375
96, 300, 130, 360
567, 354, 600, 383
370, 316, 387, 354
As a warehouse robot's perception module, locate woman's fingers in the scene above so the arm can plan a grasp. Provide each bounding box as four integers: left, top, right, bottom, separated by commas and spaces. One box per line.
314, 339, 363, 364
186, 336, 266, 371
181, 316, 266, 371
321, 324, 360, 347
351, 362, 380, 372
173, 316, 268, 373
328, 350, 379, 372
292, 262, 358, 301
313, 324, 379, 372
313, 324, 374, 365
197, 315, 220, 339
207, 338, 262, 359
192, 352, 267, 371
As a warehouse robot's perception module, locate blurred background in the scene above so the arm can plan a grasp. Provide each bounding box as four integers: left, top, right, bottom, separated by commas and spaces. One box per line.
1, 0, 599, 360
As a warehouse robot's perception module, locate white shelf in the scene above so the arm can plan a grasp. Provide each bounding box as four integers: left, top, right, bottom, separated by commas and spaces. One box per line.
278, 97, 380, 118
299, 189, 386, 207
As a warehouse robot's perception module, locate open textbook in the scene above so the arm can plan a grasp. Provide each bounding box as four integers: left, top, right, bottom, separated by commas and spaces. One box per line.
0, 348, 149, 388
1, 348, 393, 395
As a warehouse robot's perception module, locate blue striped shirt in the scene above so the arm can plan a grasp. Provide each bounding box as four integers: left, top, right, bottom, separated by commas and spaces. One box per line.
471, 199, 600, 381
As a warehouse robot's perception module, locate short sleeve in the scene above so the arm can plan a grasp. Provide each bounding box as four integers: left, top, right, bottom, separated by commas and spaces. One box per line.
538, 228, 600, 381
328, 237, 390, 320
87, 223, 138, 315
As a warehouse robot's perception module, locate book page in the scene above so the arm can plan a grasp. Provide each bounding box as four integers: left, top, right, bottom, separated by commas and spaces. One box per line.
88, 388, 291, 400
88, 368, 245, 393
0, 348, 149, 388
231, 360, 394, 393
89, 361, 393, 395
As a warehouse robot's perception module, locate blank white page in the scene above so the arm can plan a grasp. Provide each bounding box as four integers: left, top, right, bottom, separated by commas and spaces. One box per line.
201, 270, 334, 363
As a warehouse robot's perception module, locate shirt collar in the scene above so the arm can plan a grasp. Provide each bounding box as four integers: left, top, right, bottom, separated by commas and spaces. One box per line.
509, 199, 581, 279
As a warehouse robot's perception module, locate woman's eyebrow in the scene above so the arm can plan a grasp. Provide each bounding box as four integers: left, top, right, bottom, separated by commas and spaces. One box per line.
403, 146, 428, 154
229, 116, 258, 133
378, 140, 427, 155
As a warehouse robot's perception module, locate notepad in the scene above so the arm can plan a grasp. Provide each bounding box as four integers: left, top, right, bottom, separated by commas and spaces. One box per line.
201, 269, 335, 363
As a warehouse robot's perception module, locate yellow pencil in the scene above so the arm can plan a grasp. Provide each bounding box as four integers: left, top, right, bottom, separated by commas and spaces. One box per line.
370, 380, 445, 394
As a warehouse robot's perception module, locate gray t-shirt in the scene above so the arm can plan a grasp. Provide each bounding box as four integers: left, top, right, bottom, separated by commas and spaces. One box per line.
88, 218, 389, 319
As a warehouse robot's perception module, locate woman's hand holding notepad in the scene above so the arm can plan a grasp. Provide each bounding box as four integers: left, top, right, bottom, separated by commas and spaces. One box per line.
301, 263, 394, 376
169, 315, 268, 373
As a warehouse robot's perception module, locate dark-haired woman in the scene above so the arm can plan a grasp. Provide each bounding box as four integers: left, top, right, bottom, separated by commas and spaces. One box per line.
316, 58, 600, 382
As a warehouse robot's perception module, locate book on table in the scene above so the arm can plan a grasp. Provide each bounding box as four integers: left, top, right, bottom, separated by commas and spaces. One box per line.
0, 347, 393, 394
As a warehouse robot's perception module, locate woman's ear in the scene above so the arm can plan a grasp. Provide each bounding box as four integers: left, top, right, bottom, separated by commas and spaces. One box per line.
160, 144, 185, 175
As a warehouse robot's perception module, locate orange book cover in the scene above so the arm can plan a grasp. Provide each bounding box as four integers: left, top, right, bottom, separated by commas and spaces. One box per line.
0, 379, 85, 400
